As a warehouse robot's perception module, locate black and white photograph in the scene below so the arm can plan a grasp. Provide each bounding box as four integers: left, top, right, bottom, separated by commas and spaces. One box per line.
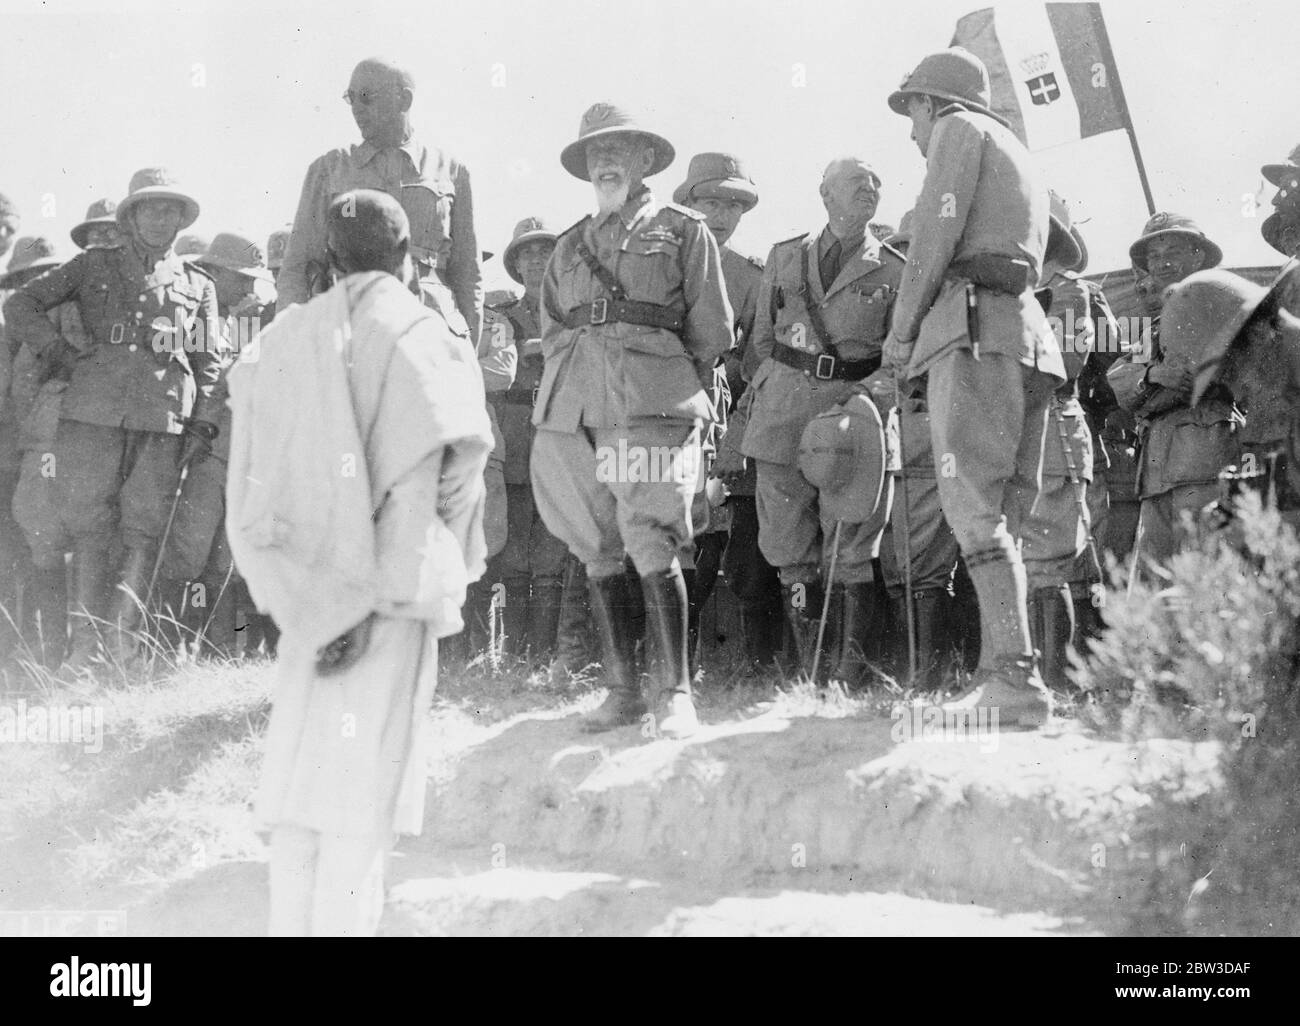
0, 0, 1293, 982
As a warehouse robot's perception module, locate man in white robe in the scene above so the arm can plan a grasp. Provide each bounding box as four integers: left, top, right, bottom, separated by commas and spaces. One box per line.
226, 190, 492, 936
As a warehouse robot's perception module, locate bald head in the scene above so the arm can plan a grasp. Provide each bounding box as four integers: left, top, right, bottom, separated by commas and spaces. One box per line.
346, 58, 415, 146
820, 157, 881, 241
326, 189, 411, 279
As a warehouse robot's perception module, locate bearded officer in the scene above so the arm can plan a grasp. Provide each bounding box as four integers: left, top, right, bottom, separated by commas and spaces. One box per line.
882, 48, 1065, 726
4, 168, 227, 667
741, 157, 903, 685
483, 217, 569, 659
672, 152, 768, 664
530, 104, 733, 738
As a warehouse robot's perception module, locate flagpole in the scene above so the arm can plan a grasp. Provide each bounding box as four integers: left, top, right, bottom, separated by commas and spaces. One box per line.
1090, 2, 1157, 215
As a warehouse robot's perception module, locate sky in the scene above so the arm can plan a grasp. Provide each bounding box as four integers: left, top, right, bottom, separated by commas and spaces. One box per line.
1, 0, 1293, 291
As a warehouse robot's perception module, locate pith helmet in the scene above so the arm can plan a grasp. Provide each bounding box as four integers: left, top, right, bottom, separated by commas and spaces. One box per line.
1262, 143, 1300, 190
0, 236, 62, 288
1128, 212, 1223, 272
117, 168, 200, 230
266, 227, 292, 272
797, 393, 888, 526
175, 233, 210, 258
502, 217, 557, 284
70, 199, 119, 249
560, 103, 675, 181
1045, 190, 1088, 273
196, 231, 274, 282
888, 47, 1010, 128
672, 152, 758, 211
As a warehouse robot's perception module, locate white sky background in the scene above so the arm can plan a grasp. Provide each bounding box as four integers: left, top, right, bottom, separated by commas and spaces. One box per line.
1, 0, 1292, 289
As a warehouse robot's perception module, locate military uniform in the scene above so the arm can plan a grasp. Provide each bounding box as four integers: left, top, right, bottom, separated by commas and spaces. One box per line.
4, 170, 226, 664
486, 291, 568, 654
886, 49, 1064, 721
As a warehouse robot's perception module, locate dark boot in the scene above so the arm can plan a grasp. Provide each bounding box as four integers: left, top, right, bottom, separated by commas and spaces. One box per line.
110, 547, 155, 662
680, 567, 698, 665
738, 599, 778, 673
527, 577, 564, 661
829, 581, 886, 689
66, 546, 111, 669
199, 572, 238, 659
624, 559, 645, 659
27, 565, 68, 668
548, 558, 594, 683
781, 580, 825, 680
501, 578, 530, 658
1031, 584, 1076, 693
641, 568, 697, 739
1070, 579, 1105, 657
952, 558, 981, 672
581, 572, 646, 732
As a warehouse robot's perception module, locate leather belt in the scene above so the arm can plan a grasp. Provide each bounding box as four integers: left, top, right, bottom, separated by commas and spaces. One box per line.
773, 343, 879, 381
562, 297, 684, 333
490, 387, 539, 407
946, 254, 1034, 296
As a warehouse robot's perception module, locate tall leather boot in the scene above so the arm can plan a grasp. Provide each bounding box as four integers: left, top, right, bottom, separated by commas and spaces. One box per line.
581, 572, 646, 732
1070, 579, 1105, 659
944, 557, 1050, 727
689, 533, 726, 668
548, 557, 594, 683
624, 559, 646, 660
738, 598, 777, 673
66, 545, 111, 669
781, 580, 825, 680
27, 565, 68, 669
1031, 583, 1076, 693
641, 568, 698, 739
911, 588, 948, 689
681, 567, 699, 666
527, 576, 564, 662
952, 558, 981, 672
110, 547, 156, 663
829, 580, 886, 689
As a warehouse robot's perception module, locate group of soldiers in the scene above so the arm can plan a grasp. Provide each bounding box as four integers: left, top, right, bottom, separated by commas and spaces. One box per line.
2, 50, 1299, 739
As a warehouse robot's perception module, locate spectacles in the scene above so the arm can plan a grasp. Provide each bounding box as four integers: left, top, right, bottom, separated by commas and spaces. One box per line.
341, 89, 387, 107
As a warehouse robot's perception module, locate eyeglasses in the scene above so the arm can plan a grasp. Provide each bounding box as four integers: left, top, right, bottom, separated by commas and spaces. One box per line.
341, 89, 389, 107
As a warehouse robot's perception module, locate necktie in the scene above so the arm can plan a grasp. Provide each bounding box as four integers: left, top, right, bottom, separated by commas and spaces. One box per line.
819, 239, 842, 292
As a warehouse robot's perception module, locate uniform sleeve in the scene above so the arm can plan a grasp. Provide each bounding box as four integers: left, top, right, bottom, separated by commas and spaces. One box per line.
1106, 354, 1153, 413
3, 254, 89, 358
891, 116, 983, 343
680, 219, 734, 370
748, 247, 780, 370
276, 156, 331, 309
189, 277, 231, 425
448, 160, 484, 352
539, 246, 567, 348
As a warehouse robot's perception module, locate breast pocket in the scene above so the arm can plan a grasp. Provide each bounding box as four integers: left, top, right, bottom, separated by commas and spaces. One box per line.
621, 235, 681, 303
847, 282, 894, 341
401, 180, 455, 255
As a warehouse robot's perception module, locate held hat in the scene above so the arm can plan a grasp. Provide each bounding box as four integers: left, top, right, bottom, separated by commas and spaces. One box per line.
797, 392, 888, 526
560, 103, 675, 181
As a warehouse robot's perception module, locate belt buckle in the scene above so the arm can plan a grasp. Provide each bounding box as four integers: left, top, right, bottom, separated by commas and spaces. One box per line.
815, 353, 836, 380
110, 323, 125, 345
590, 298, 608, 326
531, 382, 540, 407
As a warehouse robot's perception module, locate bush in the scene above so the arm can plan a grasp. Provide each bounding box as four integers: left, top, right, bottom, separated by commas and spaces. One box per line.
1076, 493, 1300, 933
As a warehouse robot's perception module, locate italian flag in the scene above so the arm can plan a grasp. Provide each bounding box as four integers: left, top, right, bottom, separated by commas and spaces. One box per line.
952, 3, 1133, 152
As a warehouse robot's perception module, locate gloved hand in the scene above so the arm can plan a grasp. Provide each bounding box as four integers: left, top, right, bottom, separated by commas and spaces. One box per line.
315, 613, 375, 676
37, 339, 82, 385
180, 420, 219, 467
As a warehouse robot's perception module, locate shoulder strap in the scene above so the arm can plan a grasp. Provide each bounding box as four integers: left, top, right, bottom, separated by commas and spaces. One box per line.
798, 242, 838, 357
572, 217, 627, 301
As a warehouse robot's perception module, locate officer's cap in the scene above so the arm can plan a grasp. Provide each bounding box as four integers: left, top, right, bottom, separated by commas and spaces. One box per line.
672, 153, 758, 211
888, 48, 1010, 128
502, 217, 557, 284
1128, 212, 1223, 273
560, 103, 675, 181
117, 168, 200, 231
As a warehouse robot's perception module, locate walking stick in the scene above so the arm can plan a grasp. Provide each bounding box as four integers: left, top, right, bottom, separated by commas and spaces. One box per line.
893, 384, 918, 683
146, 462, 190, 608
1053, 398, 1106, 610
810, 520, 842, 684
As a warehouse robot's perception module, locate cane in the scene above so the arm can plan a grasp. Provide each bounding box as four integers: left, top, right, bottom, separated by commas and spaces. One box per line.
810, 520, 842, 684
893, 384, 918, 683
146, 462, 190, 609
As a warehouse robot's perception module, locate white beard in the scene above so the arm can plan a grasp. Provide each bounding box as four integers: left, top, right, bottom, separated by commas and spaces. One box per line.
594, 180, 630, 215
